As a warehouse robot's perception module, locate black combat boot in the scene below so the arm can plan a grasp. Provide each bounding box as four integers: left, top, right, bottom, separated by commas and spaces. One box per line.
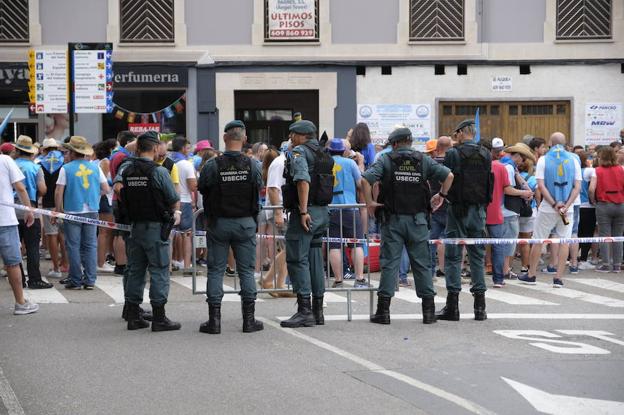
473, 292, 487, 321
241, 299, 264, 333
312, 296, 324, 325
151, 304, 181, 332
199, 303, 221, 334
127, 303, 150, 330
122, 302, 152, 322
280, 294, 315, 328
421, 296, 437, 324
370, 295, 391, 324
436, 292, 460, 321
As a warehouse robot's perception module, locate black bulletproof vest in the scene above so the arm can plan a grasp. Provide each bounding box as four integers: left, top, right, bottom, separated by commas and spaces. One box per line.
121, 158, 169, 222
282, 142, 334, 209
379, 151, 429, 215
447, 144, 493, 206
206, 154, 258, 218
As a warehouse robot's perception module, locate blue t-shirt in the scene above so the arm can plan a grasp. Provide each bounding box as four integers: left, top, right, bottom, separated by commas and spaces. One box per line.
331, 155, 361, 205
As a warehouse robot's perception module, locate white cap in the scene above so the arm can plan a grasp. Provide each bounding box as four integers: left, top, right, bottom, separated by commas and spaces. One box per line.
492, 137, 505, 150
41, 137, 59, 149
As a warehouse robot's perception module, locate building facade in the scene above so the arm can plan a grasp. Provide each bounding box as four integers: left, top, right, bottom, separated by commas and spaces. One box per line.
0, 0, 622, 147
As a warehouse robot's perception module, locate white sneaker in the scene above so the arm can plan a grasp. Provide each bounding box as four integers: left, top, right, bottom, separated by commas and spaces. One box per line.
97, 263, 115, 273
14, 300, 39, 315
172, 260, 184, 269
577, 261, 595, 270
47, 269, 62, 278
0, 269, 6, 277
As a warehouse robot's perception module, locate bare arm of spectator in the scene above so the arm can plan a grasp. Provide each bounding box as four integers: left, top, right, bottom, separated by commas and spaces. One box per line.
36, 168, 46, 198
588, 175, 597, 205
14, 181, 34, 227
54, 184, 64, 213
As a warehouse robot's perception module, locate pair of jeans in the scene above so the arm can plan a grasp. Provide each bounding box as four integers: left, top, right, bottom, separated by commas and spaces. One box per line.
487, 223, 506, 283
429, 210, 447, 277
596, 202, 624, 266
63, 212, 98, 287
18, 218, 42, 283
578, 207, 596, 261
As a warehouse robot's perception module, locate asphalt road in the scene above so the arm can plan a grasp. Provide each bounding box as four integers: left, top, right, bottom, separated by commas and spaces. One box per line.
1, 267, 623, 415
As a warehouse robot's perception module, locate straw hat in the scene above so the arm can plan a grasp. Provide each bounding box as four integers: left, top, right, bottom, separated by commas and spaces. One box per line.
14, 135, 38, 154
505, 142, 536, 163
42, 137, 60, 149
62, 136, 93, 156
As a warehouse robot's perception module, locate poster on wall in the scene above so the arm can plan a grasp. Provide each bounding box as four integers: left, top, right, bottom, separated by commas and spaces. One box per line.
266, 0, 317, 40
585, 103, 622, 145
357, 104, 432, 150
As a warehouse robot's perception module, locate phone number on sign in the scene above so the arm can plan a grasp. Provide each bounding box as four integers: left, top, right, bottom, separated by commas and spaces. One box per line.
269, 29, 315, 38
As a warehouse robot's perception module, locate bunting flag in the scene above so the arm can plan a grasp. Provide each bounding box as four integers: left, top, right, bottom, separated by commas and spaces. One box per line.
109, 93, 186, 123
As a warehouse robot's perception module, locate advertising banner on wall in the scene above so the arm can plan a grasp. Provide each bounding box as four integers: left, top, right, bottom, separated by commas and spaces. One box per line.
585, 103, 622, 145
357, 104, 432, 150
266, 0, 317, 40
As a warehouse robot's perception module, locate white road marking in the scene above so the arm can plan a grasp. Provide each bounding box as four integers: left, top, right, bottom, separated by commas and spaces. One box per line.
0, 365, 25, 415
170, 276, 264, 302
23, 277, 68, 304
434, 281, 558, 305
570, 278, 624, 294
285, 313, 624, 321
393, 288, 446, 304
503, 377, 624, 415
323, 292, 349, 303
557, 330, 624, 347
493, 330, 611, 354
95, 276, 149, 304
507, 280, 624, 308
260, 317, 496, 415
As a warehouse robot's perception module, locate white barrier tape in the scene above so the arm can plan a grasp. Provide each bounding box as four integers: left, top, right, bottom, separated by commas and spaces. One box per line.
1, 202, 131, 232
254, 233, 624, 246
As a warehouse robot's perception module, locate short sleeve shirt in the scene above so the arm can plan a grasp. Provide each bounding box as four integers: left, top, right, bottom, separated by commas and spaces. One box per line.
486, 160, 511, 225
0, 155, 25, 226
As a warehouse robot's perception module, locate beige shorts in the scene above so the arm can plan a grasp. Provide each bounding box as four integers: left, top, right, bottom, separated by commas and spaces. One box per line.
42, 215, 59, 235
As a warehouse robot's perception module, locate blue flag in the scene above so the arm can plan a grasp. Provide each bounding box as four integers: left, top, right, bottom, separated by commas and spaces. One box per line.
0, 108, 14, 136
474, 107, 481, 143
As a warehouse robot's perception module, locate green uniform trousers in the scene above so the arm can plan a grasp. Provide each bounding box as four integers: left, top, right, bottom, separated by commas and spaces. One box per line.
126, 222, 171, 306
286, 205, 330, 297
444, 205, 487, 294
378, 214, 436, 298
206, 217, 257, 304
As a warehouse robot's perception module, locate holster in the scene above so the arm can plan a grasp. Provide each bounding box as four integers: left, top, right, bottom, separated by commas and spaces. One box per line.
160, 214, 175, 241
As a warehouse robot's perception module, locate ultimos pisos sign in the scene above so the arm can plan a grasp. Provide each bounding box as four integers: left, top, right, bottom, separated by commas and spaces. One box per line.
266, 0, 317, 40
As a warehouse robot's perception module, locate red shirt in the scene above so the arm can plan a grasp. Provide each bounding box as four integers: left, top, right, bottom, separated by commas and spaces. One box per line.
486, 160, 511, 225
595, 166, 624, 204
109, 151, 128, 201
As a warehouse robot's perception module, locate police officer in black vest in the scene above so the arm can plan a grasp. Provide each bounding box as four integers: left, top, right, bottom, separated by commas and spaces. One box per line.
114, 131, 182, 332
198, 120, 264, 334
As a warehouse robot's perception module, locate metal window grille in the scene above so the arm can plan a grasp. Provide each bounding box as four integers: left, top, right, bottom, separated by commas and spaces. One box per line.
264, 0, 320, 42
0, 0, 29, 43
556, 0, 612, 40
409, 0, 464, 41
120, 0, 175, 43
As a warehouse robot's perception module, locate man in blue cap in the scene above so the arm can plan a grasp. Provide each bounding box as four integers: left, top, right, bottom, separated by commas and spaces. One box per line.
362, 127, 454, 324
437, 119, 493, 322
114, 131, 182, 332
280, 120, 334, 328
198, 120, 264, 334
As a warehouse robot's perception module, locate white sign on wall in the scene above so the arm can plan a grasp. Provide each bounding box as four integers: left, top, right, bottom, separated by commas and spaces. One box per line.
266, 0, 317, 40
492, 75, 512, 92
31, 50, 68, 113
357, 104, 432, 150
585, 103, 622, 145
72, 49, 112, 113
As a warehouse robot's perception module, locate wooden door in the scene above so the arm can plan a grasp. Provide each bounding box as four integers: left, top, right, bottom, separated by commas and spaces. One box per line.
439, 101, 571, 145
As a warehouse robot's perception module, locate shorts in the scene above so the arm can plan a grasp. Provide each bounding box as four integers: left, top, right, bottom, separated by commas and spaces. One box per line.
42, 214, 59, 235
328, 209, 363, 249
176, 202, 193, 232
518, 216, 535, 234
502, 215, 519, 256
0, 226, 22, 267
572, 205, 580, 236
257, 210, 270, 227
99, 195, 112, 214
533, 209, 574, 239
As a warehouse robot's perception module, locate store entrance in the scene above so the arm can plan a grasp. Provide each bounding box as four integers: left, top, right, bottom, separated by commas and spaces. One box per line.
1, 119, 39, 143
234, 90, 319, 148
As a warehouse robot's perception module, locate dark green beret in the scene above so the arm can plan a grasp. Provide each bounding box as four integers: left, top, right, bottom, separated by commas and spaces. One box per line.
224, 120, 246, 132
289, 120, 317, 135
388, 127, 412, 143
138, 130, 160, 144
454, 119, 475, 132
